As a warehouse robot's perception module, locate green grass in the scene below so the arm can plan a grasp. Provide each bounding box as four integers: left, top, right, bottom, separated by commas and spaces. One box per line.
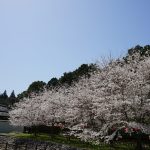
7, 132, 138, 150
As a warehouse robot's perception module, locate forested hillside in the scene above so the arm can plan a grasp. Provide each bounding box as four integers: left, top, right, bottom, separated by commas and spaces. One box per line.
17, 63, 97, 99
10, 45, 150, 147
3, 45, 150, 104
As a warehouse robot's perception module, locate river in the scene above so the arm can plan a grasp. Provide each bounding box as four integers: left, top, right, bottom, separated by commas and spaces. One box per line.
0, 120, 23, 133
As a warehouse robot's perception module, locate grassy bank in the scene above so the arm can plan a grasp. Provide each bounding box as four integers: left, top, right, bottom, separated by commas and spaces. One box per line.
5, 133, 140, 150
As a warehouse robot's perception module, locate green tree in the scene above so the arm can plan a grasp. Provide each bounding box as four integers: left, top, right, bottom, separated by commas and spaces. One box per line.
18, 64, 97, 99
59, 63, 97, 86
47, 78, 59, 88
10, 90, 16, 98
17, 91, 28, 100
124, 45, 150, 62
27, 81, 46, 94
9, 90, 18, 105
18, 81, 46, 99
60, 72, 75, 85
2, 90, 8, 99
0, 90, 8, 106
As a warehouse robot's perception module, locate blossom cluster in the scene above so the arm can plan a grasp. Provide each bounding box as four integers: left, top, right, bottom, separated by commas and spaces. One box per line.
9, 53, 150, 142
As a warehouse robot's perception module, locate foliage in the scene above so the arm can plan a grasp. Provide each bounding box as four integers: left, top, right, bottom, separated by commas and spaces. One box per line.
124, 45, 150, 62
47, 78, 59, 88
59, 64, 97, 85
17, 81, 46, 100
27, 81, 46, 93
10, 90, 16, 98
1, 90, 8, 99
24, 125, 61, 135
9, 90, 18, 104
18, 63, 97, 99
0, 90, 17, 106
9, 133, 138, 150
17, 91, 28, 100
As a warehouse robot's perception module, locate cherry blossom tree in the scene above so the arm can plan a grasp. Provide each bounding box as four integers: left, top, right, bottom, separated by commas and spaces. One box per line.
61, 53, 150, 145
9, 87, 71, 128
9, 52, 150, 148
9, 92, 47, 127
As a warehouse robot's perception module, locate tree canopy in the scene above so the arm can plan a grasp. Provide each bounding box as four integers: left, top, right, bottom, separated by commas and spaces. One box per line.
124, 45, 150, 62
10, 46, 150, 145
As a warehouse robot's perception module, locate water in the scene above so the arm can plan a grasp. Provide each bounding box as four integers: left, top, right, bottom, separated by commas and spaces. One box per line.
0, 120, 23, 133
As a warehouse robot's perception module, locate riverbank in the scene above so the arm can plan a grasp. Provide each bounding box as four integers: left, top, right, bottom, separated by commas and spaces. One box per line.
0, 133, 143, 150
0, 135, 81, 150
0, 120, 23, 133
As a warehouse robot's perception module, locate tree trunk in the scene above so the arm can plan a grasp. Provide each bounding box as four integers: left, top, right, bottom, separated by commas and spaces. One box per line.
33, 126, 37, 136
135, 133, 142, 150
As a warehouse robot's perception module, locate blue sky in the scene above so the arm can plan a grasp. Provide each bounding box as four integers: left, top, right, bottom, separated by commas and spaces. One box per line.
0, 0, 150, 95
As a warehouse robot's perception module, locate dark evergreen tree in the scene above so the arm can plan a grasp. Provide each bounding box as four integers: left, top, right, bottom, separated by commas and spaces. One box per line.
0, 93, 3, 99
27, 81, 46, 94
17, 91, 28, 100
17, 81, 46, 100
59, 63, 97, 86
18, 63, 97, 99
2, 90, 8, 99
10, 90, 16, 98
0, 90, 8, 106
9, 90, 18, 105
60, 72, 75, 85
47, 78, 59, 88
124, 45, 150, 62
